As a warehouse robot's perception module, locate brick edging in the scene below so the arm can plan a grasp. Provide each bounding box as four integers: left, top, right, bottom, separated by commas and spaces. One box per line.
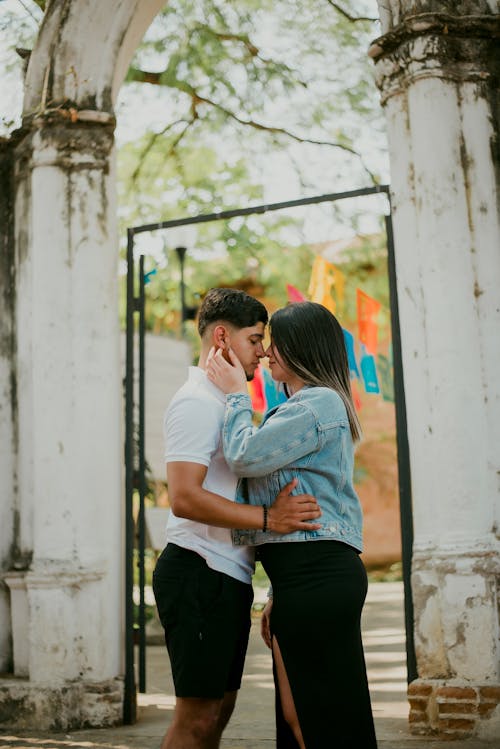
408, 679, 500, 739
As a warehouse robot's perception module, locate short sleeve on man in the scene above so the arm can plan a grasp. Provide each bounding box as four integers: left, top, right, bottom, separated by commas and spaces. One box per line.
164, 393, 222, 467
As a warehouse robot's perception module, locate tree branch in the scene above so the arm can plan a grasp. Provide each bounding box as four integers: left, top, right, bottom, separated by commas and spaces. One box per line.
126, 68, 378, 184
16, 0, 43, 22
189, 90, 379, 185
190, 23, 307, 85
191, 24, 260, 57
325, 1, 378, 23
130, 118, 195, 185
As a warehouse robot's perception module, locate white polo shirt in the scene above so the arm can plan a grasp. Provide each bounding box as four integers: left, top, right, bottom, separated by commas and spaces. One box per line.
164, 366, 254, 584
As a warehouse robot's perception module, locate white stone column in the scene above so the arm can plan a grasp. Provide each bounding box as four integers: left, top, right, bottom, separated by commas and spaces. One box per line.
372, 3, 500, 741
0, 115, 124, 729
0, 141, 16, 674
0, 0, 168, 731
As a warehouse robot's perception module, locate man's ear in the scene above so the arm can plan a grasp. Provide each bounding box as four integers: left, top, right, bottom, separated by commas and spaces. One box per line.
213, 324, 228, 350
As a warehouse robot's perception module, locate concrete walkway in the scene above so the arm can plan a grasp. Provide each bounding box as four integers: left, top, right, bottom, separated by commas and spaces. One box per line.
0, 582, 496, 748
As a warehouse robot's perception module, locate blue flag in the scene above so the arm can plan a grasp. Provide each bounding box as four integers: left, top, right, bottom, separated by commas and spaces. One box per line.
343, 328, 360, 379
360, 344, 380, 394
262, 367, 287, 411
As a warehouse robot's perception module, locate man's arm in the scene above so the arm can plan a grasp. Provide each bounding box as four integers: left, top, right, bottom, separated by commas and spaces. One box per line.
167, 462, 321, 533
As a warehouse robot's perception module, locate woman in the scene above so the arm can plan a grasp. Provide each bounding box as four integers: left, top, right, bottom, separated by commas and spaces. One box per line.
206, 302, 377, 749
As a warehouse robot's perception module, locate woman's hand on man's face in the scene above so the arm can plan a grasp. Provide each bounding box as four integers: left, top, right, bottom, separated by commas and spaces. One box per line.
206, 346, 248, 394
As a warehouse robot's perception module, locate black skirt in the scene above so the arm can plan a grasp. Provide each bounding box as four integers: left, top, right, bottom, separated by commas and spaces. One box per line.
259, 540, 378, 749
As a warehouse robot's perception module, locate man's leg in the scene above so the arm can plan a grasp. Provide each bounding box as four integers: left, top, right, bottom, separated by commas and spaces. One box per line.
160, 696, 224, 749
216, 690, 238, 735
160, 689, 238, 749
153, 546, 253, 748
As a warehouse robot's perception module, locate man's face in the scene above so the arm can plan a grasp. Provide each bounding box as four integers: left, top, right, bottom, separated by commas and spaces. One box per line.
224, 322, 266, 380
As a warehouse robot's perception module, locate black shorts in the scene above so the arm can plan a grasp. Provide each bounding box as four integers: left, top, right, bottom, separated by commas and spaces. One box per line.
153, 543, 254, 699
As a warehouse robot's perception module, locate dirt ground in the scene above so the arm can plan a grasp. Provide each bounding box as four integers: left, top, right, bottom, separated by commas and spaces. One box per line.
354, 390, 401, 568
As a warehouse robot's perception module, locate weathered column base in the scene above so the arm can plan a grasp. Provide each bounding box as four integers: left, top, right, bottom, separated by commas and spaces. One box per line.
0, 677, 123, 731
409, 679, 500, 740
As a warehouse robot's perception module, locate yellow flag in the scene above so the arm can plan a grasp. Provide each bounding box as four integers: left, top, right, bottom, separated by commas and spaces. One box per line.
308, 256, 345, 314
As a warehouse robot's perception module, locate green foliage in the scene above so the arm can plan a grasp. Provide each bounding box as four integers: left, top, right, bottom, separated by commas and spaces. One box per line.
3, 0, 388, 334
367, 561, 403, 581
0, 4, 41, 134
119, 0, 385, 193
119, 131, 263, 227
118, 123, 319, 338
116, 1, 386, 338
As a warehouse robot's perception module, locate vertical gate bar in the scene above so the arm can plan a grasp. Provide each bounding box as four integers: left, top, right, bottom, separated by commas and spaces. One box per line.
384, 210, 417, 683
138, 254, 147, 692
124, 229, 137, 723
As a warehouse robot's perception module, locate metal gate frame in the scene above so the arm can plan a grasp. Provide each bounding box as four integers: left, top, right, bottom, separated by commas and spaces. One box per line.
123, 184, 416, 723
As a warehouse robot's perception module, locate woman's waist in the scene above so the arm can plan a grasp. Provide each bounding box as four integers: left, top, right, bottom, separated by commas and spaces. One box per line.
240, 471, 353, 501
258, 539, 365, 591
238, 473, 359, 514
232, 522, 362, 551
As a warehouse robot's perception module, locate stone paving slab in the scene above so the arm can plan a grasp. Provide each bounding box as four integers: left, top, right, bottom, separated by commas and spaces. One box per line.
0, 582, 497, 748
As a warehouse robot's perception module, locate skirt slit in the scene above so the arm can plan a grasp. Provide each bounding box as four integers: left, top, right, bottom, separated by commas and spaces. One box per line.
260, 540, 378, 749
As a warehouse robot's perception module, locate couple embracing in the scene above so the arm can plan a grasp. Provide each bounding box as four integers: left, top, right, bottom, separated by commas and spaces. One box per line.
153, 287, 377, 749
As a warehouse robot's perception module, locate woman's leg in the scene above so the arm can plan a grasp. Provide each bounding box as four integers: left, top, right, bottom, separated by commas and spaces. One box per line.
262, 542, 378, 748
272, 636, 305, 749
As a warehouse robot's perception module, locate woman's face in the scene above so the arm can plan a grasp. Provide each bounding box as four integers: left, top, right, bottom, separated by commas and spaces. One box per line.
265, 341, 293, 383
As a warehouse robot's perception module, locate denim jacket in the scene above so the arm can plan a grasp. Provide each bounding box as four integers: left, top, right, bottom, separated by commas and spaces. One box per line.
225, 386, 363, 550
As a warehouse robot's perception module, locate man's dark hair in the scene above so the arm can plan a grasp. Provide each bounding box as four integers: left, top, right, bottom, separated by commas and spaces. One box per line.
197, 288, 268, 337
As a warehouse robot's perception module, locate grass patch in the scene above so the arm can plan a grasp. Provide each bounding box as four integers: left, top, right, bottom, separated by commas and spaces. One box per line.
367, 561, 402, 582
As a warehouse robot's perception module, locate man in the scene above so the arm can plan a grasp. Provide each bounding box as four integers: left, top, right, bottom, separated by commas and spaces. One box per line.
153, 288, 321, 749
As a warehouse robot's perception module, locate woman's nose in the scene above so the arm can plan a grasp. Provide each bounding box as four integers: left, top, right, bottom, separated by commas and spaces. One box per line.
264, 345, 272, 357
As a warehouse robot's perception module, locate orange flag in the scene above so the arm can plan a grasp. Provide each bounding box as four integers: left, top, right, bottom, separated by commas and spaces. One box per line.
351, 380, 362, 412
308, 256, 345, 314
356, 289, 381, 355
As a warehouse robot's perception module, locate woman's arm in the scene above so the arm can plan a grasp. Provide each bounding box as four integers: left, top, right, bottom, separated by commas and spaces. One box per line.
223, 393, 320, 476
206, 346, 321, 477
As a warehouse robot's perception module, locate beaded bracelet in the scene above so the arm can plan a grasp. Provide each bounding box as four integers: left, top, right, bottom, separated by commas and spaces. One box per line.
262, 505, 268, 533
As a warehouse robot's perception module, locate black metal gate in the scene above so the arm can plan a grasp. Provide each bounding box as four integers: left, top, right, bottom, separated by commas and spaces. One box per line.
123, 185, 416, 723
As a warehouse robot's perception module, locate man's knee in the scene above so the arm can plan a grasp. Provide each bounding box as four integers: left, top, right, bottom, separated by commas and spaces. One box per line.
189, 712, 220, 740
173, 697, 224, 740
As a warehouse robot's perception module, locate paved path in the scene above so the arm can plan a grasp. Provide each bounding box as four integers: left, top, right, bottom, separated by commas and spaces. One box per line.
0, 582, 496, 748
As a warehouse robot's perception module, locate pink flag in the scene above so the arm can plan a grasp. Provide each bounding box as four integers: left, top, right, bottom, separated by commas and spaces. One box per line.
286, 284, 307, 303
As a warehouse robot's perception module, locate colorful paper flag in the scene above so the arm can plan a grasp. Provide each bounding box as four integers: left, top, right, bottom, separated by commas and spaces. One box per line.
351, 380, 362, 411
343, 328, 360, 379
360, 344, 380, 394
248, 365, 266, 412
286, 284, 307, 303
309, 256, 345, 314
356, 289, 381, 355
262, 367, 287, 411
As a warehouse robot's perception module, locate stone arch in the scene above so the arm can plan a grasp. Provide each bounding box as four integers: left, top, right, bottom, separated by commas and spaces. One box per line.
23, 0, 165, 115
0, 0, 499, 739
0, 0, 165, 730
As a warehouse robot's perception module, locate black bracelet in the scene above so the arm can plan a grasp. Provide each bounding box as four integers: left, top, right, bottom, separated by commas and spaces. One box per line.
262, 505, 268, 533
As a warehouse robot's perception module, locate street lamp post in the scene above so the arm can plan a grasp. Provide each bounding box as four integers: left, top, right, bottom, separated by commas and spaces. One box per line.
174, 245, 187, 337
